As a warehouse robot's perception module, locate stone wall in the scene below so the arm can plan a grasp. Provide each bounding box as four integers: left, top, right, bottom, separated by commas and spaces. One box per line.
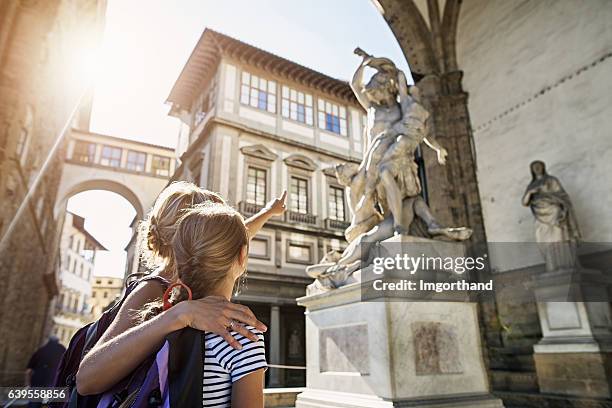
0, 0, 105, 385
457, 0, 612, 249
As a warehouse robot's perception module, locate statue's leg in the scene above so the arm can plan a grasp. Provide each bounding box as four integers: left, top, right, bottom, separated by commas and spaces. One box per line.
414, 195, 473, 240
336, 218, 395, 267
380, 167, 411, 234
413, 195, 443, 230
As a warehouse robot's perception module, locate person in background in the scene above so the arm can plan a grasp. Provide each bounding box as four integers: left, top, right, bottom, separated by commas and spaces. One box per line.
25, 336, 66, 407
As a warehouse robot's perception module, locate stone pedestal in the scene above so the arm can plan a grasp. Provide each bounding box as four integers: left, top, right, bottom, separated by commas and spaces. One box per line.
533, 267, 612, 398
296, 236, 503, 408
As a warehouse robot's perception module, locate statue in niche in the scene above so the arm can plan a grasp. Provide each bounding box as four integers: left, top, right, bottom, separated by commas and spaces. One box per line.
307, 49, 472, 288
288, 327, 302, 359
522, 160, 582, 272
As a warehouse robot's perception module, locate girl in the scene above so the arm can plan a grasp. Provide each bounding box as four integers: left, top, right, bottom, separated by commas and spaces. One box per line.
152, 202, 267, 407
76, 181, 286, 395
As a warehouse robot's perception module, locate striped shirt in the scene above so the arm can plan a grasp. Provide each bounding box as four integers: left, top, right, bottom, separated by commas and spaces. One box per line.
203, 326, 267, 407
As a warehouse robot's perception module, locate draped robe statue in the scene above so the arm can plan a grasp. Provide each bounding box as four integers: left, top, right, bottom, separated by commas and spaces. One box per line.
522, 160, 582, 271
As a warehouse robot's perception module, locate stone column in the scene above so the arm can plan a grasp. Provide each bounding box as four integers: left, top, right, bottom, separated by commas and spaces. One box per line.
269, 305, 282, 387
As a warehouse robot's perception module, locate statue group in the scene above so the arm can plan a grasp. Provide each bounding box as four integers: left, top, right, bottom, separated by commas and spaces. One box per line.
307, 49, 472, 288
309, 49, 584, 288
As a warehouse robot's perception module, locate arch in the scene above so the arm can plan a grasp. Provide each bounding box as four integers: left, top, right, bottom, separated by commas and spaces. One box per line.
54, 178, 144, 221
375, 0, 463, 77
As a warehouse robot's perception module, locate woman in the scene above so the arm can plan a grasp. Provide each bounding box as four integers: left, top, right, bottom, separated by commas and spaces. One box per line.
76, 181, 286, 395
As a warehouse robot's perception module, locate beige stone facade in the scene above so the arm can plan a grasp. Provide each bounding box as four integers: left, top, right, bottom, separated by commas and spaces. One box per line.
0, 0, 106, 385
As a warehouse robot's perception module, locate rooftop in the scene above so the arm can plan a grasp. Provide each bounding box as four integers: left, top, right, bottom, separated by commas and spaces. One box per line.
166, 29, 358, 109
68, 212, 107, 251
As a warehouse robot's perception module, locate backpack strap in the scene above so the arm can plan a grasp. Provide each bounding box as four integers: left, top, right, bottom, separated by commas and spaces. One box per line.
167, 328, 204, 408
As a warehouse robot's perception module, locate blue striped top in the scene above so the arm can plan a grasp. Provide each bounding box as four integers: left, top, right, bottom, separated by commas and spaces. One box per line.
202, 326, 267, 407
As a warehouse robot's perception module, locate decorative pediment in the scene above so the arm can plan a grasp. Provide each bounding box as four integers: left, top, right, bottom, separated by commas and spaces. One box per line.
323, 166, 338, 177
240, 144, 278, 161
284, 154, 317, 172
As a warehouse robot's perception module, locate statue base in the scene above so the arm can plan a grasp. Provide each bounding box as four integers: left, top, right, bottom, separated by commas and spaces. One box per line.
296, 236, 504, 408
532, 267, 612, 398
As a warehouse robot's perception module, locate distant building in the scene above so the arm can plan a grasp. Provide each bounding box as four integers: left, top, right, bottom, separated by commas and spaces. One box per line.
56, 129, 176, 278
51, 212, 106, 346
166, 29, 366, 387
90, 276, 124, 319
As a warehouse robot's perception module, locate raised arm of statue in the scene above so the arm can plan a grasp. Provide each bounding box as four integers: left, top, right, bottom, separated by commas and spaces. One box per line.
397, 70, 411, 111
350, 57, 372, 110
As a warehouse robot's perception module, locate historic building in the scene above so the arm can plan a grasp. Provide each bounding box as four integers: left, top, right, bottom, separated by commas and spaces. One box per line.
0, 0, 106, 385
166, 29, 366, 387
370, 1, 612, 407
90, 276, 124, 319
51, 212, 105, 346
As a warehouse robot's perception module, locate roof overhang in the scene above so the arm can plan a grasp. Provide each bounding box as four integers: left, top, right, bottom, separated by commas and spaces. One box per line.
166, 29, 358, 110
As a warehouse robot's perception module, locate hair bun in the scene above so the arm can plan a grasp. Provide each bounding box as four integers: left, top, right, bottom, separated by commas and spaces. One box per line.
147, 215, 166, 251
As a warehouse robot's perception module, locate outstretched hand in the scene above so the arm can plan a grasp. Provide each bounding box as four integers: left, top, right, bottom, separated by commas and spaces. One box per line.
437, 148, 448, 165
265, 190, 287, 216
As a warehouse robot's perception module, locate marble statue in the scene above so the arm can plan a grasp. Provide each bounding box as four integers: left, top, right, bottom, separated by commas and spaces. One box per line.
307, 49, 472, 288
522, 160, 582, 271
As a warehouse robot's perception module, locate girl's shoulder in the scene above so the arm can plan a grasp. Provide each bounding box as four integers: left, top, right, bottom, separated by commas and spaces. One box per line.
204, 326, 267, 383
205, 326, 265, 360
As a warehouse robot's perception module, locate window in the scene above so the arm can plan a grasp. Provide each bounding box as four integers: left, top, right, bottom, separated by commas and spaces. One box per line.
126, 150, 146, 172
72, 141, 96, 163
318, 99, 347, 136
328, 186, 346, 221
240, 71, 276, 113
95, 279, 101, 284
246, 167, 267, 206
249, 237, 270, 259
287, 242, 312, 264
151, 155, 170, 176
92, 291, 96, 298
281, 86, 313, 125
290, 176, 309, 214
103, 291, 108, 298
194, 81, 216, 127
100, 145, 122, 167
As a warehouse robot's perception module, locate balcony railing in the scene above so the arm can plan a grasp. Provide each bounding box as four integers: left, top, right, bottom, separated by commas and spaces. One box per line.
286, 211, 317, 225
325, 218, 350, 230
238, 201, 264, 217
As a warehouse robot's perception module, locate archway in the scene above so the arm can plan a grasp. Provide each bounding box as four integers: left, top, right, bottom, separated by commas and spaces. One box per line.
54, 178, 144, 221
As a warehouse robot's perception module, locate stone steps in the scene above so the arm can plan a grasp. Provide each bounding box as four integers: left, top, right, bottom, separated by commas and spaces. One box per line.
491, 370, 539, 392
495, 391, 612, 408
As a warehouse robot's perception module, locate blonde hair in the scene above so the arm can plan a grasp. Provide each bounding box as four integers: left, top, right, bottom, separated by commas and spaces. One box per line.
140, 202, 249, 320
139, 181, 225, 278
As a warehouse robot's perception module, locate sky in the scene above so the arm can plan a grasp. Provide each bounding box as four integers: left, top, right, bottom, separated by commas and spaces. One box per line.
71, 0, 409, 277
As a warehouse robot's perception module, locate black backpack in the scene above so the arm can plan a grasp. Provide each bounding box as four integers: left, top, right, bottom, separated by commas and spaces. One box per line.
52, 274, 170, 408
